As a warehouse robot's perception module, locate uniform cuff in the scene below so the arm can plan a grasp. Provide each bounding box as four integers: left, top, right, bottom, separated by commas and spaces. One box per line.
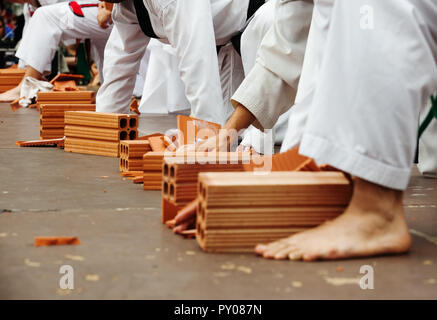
231, 63, 295, 130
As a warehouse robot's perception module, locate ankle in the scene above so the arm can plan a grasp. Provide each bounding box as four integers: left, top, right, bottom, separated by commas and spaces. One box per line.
349, 177, 404, 220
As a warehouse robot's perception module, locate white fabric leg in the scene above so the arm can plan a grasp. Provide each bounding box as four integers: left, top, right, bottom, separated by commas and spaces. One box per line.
18, 4, 33, 69
299, 0, 437, 190
240, 0, 274, 76
280, 0, 331, 151
90, 38, 109, 84
418, 98, 437, 178
133, 49, 150, 98
239, 0, 313, 153
239, 0, 276, 153
96, 1, 149, 113
16, 1, 111, 75
218, 43, 245, 122
139, 40, 190, 114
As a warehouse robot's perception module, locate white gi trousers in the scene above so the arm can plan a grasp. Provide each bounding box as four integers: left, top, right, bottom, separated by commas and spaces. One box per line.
239, 0, 283, 154
15, 1, 112, 81
133, 49, 150, 98
231, 0, 314, 133
18, 1, 71, 69
418, 98, 437, 178
138, 39, 190, 114
280, 0, 330, 151
296, 0, 437, 190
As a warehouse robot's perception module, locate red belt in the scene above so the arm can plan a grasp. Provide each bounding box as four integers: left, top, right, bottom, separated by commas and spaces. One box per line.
69, 1, 98, 17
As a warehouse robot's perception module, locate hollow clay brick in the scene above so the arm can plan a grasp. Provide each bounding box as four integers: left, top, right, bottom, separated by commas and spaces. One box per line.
38, 104, 95, 139
65, 137, 120, 157
37, 91, 95, 101
0, 68, 24, 93
65, 125, 127, 142
195, 171, 352, 253
65, 111, 129, 129
161, 152, 250, 212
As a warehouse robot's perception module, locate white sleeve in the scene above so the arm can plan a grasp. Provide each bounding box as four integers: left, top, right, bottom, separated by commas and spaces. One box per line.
231, 0, 313, 130
162, 0, 226, 124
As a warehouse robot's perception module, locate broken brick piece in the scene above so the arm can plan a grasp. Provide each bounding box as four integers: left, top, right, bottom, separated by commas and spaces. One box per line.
10, 97, 23, 112
129, 97, 140, 115
34, 236, 80, 247
136, 133, 163, 140
162, 197, 181, 224
148, 136, 167, 152
121, 171, 143, 177
177, 115, 221, 145
52, 80, 79, 92
16, 138, 65, 148
49, 73, 84, 85
133, 176, 143, 184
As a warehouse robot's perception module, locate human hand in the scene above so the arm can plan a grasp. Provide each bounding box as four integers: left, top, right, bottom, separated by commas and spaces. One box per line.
97, 1, 113, 29
173, 199, 198, 234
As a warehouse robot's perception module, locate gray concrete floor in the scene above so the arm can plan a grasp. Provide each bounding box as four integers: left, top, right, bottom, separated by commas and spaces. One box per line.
0, 103, 436, 300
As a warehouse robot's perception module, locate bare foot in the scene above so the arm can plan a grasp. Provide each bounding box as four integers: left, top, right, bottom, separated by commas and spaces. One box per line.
255, 178, 411, 261
0, 65, 44, 103
0, 86, 20, 102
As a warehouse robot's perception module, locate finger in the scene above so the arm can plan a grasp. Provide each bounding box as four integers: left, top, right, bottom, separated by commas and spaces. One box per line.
173, 220, 194, 234
174, 199, 198, 225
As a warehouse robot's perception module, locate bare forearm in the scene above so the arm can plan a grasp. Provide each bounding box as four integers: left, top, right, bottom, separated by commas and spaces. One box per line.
223, 103, 256, 132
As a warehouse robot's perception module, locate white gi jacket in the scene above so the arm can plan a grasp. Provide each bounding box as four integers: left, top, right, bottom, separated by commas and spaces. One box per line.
97, 0, 254, 124
231, 0, 314, 130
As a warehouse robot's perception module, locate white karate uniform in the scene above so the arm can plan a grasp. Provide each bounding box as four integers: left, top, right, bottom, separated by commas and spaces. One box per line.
418, 98, 437, 178
18, 0, 71, 69
16, 1, 112, 81
96, 0, 272, 125
21, 0, 67, 36
231, 0, 313, 153
231, 0, 314, 129
133, 49, 150, 98
280, 0, 330, 152
138, 39, 189, 114
295, 0, 437, 190
232, 0, 437, 189
238, 0, 289, 154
